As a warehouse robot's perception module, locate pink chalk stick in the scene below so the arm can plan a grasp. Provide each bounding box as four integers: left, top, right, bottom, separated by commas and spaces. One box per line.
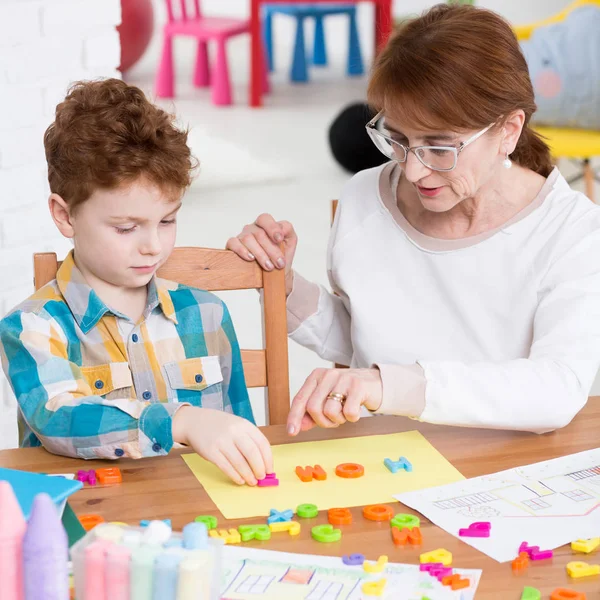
419, 562, 443, 572
257, 473, 279, 487
0, 481, 26, 600
459, 521, 491, 538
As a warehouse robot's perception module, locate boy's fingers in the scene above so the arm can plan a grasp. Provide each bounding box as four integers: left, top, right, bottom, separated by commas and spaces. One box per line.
211, 452, 245, 485
221, 444, 257, 486
250, 428, 274, 474
235, 435, 267, 481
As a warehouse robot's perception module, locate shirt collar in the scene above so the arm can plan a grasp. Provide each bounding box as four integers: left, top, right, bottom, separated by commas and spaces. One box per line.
57, 251, 178, 333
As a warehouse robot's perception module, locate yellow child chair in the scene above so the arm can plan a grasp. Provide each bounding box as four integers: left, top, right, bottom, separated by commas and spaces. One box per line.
513, 0, 600, 202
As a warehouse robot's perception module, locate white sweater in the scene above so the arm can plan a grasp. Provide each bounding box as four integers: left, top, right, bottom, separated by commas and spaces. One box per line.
287, 163, 600, 433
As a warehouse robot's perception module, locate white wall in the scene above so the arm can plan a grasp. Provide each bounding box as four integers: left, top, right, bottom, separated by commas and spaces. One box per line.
0, 0, 122, 449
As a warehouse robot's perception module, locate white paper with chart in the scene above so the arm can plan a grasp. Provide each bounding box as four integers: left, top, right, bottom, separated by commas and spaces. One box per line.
395, 448, 600, 562
220, 546, 481, 599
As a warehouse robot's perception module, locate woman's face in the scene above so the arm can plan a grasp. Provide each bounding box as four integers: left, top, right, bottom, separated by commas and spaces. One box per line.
383, 114, 506, 213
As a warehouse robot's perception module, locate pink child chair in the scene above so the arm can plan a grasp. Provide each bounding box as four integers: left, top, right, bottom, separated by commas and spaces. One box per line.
155, 0, 269, 106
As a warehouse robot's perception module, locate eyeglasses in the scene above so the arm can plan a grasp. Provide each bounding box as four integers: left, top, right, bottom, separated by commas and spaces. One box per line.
365, 111, 494, 172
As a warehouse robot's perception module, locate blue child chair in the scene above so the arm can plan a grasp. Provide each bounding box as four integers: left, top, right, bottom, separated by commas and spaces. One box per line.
263, 4, 364, 83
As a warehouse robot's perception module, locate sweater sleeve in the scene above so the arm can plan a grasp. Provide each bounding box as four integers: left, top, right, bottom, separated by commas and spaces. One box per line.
415, 227, 600, 433
286, 199, 354, 366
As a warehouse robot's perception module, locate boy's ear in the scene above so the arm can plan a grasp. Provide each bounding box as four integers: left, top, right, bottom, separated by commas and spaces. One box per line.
48, 193, 75, 238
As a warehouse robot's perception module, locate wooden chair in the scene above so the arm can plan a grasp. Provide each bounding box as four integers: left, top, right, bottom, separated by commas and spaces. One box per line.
33, 248, 290, 425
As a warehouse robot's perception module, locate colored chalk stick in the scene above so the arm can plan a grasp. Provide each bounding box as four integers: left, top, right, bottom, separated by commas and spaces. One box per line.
363, 504, 394, 522
335, 463, 364, 478
391, 513, 420, 530
328, 508, 352, 525
420, 549, 452, 567
295, 465, 327, 482
458, 521, 491, 538
363, 555, 388, 573
296, 503, 318, 519
571, 538, 600, 554
238, 524, 271, 542
311, 524, 341, 543
257, 473, 279, 487
566, 561, 600, 578
521, 587, 541, 600
342, 553, 365, 566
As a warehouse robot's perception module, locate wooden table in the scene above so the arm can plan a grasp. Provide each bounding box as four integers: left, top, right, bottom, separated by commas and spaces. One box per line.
2, 400, 600, 598
249, 0, 394, 107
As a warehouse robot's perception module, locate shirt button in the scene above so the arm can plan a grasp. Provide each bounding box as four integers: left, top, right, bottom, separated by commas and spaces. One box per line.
114, 448, 124, 457
195, 374, 203, 383
152, 442, 162, 453
95, 380, 104, 390
142, 391, 152, 400
132, 334, 139, 343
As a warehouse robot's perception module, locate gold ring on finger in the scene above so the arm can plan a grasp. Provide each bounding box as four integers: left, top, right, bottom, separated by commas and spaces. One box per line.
326, 392, 347, 405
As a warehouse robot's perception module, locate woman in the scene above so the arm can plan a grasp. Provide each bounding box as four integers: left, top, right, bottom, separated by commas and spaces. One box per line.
227, 4, 600, 436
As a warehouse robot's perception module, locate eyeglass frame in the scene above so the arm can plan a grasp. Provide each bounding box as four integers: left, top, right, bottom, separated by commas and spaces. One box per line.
365, 110, 495, 172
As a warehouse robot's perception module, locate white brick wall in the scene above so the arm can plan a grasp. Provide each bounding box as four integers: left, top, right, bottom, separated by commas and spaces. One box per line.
0, 0, 122, 449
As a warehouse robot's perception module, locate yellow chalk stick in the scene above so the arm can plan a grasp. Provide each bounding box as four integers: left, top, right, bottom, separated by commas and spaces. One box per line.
571, 538, 600, 554
269, 521, 301, 536
363, 555, 388, 573
566, 561, 600, 578
420, 548, 453, 566
362, 578, 387, 596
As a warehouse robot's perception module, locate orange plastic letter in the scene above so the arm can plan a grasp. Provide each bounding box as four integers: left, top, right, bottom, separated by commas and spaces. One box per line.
335, 463, 365, 478
295, 465, 327, 482
328, 508, 352, 525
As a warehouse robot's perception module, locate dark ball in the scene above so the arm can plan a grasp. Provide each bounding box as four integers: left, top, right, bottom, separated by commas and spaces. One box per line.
328, 103, 389, 174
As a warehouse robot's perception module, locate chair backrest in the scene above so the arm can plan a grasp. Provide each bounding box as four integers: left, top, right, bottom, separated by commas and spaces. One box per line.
33, 248, 290, 425
165, 0, 202, 23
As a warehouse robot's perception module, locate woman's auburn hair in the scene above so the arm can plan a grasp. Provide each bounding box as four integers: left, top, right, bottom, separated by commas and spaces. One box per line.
368, 3, 553, 177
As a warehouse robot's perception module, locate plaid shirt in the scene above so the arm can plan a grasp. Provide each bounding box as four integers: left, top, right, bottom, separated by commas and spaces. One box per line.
0, 251, 254, 459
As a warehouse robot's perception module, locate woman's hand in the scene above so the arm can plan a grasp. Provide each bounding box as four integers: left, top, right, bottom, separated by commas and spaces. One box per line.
172, 406, 273, 486
226, 214, 298, 295
286, 368, 383, 435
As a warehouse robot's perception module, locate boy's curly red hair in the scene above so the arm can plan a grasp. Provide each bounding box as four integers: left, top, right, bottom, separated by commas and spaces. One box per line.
44, 78, 197, 209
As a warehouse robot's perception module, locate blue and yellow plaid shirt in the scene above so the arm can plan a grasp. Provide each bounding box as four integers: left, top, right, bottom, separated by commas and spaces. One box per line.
0, 251, 254, 459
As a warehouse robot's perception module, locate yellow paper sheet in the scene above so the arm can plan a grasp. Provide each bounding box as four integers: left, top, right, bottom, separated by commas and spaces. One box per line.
182, 431, 464, 519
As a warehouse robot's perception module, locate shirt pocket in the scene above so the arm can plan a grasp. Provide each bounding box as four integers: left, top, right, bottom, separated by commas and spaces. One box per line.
164, 356, 224, 410
80, 362, 134, 399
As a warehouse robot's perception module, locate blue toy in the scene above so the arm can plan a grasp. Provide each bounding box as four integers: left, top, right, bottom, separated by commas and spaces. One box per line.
263, 4, 363, 82
521, 4, 600, 130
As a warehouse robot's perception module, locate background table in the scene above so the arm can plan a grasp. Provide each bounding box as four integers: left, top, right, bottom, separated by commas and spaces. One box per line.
250, 0, 394, 106
2, 399, 599, 598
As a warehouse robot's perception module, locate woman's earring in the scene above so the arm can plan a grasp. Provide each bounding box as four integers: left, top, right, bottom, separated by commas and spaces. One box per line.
503, 151, 512, 169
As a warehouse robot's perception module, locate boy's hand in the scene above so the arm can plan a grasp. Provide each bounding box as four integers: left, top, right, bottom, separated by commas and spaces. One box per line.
172, 406, 273, 486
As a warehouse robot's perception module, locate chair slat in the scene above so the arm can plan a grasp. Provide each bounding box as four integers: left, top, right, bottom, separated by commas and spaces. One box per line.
240, 350, 267, 388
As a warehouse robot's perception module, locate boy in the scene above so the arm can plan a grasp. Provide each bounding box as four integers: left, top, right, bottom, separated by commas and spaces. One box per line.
0, 79, 272, 486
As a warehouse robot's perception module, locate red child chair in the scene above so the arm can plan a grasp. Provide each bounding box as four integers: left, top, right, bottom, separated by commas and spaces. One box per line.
155, 0, 269, 106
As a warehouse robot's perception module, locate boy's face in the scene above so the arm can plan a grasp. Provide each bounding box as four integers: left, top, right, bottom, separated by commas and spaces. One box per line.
62, 179, 181, 289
